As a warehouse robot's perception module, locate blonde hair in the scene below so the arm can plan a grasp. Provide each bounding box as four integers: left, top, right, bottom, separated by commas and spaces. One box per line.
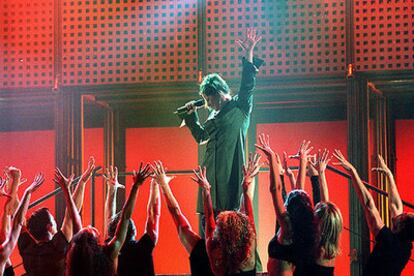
314, 202, 343, 260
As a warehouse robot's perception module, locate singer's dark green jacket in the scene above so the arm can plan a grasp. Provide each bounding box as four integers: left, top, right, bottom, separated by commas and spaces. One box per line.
180, 57, 264, 214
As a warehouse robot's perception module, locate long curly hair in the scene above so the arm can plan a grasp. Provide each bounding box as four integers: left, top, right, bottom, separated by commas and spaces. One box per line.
314, 201, 343, 259
66, 227, 113, 276
214, 211, 255, 274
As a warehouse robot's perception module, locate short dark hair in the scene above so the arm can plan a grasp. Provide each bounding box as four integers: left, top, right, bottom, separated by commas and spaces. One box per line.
199, 73, 230, 96
395, 213, 414, 241
27, 208, 53, 240
107, 212, 136, 242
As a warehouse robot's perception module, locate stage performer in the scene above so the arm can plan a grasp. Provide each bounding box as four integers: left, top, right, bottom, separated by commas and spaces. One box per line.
178, 28, 263, 219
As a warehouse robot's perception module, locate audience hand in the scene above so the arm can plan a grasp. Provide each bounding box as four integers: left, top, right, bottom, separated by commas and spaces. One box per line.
132, 163, 152, 187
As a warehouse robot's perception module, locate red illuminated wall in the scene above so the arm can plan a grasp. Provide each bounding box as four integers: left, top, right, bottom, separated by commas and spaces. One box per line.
395, 119, 414, 276
256, 121, 350, 275
125, 127, 199, 274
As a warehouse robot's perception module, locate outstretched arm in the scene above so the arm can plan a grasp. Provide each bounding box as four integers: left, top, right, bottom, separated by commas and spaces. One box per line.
0, 174, 44, 265
54, 169, 82, 240
152, 161, 201, 254
3, 167, 25, 217
103, 166, 125, 226
236, 28, 263, 114
294, 140, 313, 190
61, 157, 96, 241
283, 151, 296, 191
314, 149, 331, 202
241, 153, 261, 230
0, 178, 11, 244
333, 150, 384, 236
107, 163, 152, 260
145, 179, 160, 243
372, 155, 403, 219
192, 166, 215, 241
256, 134, 289, 234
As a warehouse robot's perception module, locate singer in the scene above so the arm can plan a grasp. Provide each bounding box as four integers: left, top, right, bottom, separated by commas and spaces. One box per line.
178, 28, 263, 222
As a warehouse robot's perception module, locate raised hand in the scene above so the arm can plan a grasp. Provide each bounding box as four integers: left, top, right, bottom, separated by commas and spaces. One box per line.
53, 168, 75, 191
191, 166, 210, 191
103, 166, 125, 189
132, 163, 152, 187
4, 166, 21, 181
255, 133, 275, 160
151, 161, 174, 187
242, 153, 262, 187
236, 28, 262, 53
0, 177, 10, 198
26, 173, 45, 193
372, 154, 391, 174
314, 148, 331, 174
81, 156, 96, 182
283, 151, 293, 176
291, 140, 314, 161
332, 149, 355, 172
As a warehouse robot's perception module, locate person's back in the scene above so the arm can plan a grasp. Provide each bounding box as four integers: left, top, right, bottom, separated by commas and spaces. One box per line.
364, 224, 412, 276
18, 231, 68, 276
117, 234, 155, 276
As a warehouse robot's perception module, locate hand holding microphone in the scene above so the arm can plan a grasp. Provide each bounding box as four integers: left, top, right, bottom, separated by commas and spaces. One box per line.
175, 99, 205, 115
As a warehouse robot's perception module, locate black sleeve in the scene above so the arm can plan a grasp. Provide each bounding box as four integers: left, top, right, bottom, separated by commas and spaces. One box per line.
280, 175, 287, 202
137, 233, 156, 254
311, 176, 321, 205
177, 111, 209, 144
236, 57, 264, 114
268, 235, 296, 263
17, 231, 32, 252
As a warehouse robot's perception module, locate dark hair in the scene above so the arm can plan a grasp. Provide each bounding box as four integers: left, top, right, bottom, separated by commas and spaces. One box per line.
199, 73, 230, 96
107, 212, 136, 242
27, 208, 53, 240
66, 228, 113, 276
285, 190, 316, 260
394, 213, 414, 241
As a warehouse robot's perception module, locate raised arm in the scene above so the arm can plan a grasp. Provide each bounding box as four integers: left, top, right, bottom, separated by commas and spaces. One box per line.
283, 151, 296, 191
333, 150, 384, 236
54, 168, 82, 240
236, 28, 263, 113
314, 149, 331, 202
241, 153, 261, 229
152, 161, 200, 254
372, 154, 403, 219
294, 140, 313, 191
255, 134, 289, 233
103, 166, 125, 225
0, 178, 11, 244
3, 167, 25, 216
61, 157, 96, 241
107, 163, 152, 260
145, 179, 160, 244
192, 166, 215, 240
0, 174, 44, 265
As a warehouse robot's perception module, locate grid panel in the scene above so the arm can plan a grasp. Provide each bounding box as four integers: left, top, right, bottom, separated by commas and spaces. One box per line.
62, 0, 198, 85
0, 0, 54, 88
206, 0, 346, 78
354, 0, 414, 71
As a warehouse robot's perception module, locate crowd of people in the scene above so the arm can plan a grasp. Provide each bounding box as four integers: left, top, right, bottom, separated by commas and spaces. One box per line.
0, 140, 413, 276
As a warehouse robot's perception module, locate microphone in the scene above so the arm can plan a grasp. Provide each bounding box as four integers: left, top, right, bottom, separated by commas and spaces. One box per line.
175, 99, 205, 114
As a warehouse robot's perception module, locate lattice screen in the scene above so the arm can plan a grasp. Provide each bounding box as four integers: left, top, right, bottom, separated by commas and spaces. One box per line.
0, 0, 54, 88
205, 0, 347, 78
354, 0, 414, 71
62, 0, 198, 85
